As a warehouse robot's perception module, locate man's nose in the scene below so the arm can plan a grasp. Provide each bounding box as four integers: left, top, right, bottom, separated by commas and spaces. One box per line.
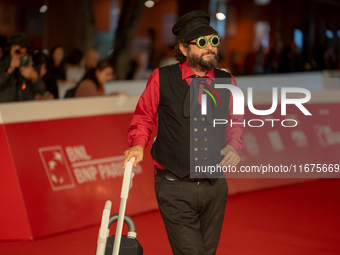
206, 41, 214, 51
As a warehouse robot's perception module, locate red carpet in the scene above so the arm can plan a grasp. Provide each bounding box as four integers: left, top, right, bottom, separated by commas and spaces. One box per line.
1, 179, 339, 254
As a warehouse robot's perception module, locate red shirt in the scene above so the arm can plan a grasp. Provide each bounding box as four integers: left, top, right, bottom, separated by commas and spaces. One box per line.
127, 61, 245, 168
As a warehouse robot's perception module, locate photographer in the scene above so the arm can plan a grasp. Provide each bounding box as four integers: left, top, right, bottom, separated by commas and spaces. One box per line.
0, 32, 45, 103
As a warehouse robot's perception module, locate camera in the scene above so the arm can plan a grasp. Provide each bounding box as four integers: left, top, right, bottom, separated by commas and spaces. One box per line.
20, 54, 31, 67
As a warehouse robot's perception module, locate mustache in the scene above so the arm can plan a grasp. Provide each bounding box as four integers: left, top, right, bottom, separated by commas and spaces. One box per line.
201, 50, 217, 56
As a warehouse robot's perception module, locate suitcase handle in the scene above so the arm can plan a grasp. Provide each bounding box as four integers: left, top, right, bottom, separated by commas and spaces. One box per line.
109, 213, 137, 238
113, 157, 136, 255
96, 157, 137, 255
96, 201, 112, 255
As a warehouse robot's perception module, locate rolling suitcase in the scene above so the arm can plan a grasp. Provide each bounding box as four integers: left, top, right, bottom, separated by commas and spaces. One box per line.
96, 157, 143, 255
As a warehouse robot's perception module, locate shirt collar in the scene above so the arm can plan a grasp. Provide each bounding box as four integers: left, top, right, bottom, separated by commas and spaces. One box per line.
179, 61, 215, 81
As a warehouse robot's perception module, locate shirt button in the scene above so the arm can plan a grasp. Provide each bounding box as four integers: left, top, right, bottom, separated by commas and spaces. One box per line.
195, 157, 198, 161
194, 118, 197, 121
204, 128, 207, 131
195, 138, 198, 142
204, 158, 208, 161
194, 128, 198, 132
204, 138, 207, 141
194, 148, 198, 151
202, 118, 205, 121
204, 148, 208, 151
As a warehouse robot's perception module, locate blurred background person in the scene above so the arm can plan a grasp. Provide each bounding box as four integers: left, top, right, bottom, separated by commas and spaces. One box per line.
244, 46, 266, 75
84, 48, 100, 71
253, 46, 266, 75
65, 49, 85, 84
47, 44, 72, 86
70, 59, 129, 98
159, 45, 177, 67
74, 59, 113, 97
0, 32, 46, 103
264, 38, 284, 74
32, 51, 59, 99
279, 41, 304, 73
132, 52, 154, 80
323, 46, 338, 70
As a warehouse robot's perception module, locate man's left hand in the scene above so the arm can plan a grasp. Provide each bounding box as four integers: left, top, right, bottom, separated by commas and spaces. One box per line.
219, 145, 240, 167
21, 65, 39, 83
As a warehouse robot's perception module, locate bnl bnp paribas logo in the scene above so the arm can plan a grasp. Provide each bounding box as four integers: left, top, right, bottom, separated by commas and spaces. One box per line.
200, 84, 312, 128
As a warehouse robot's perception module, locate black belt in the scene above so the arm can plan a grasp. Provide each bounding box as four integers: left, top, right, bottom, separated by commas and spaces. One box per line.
154, 167, 209, 182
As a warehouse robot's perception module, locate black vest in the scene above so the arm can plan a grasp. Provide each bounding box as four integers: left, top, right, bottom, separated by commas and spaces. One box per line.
151, 64, 231, 181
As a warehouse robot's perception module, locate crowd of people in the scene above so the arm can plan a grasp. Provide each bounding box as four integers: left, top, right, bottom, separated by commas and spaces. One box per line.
1, 31, 338, 103
236, 40, 339, 76
0, 32, 115, 103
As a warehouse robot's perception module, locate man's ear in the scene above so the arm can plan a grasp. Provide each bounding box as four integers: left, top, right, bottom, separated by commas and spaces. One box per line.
179, 43, 188, 57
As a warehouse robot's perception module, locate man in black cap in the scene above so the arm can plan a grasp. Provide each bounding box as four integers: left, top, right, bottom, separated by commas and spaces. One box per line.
123, 10, 244, 254
0, 32, 46, 103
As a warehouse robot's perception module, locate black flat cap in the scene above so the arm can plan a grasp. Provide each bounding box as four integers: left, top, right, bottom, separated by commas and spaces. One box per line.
172, 10, 217, 42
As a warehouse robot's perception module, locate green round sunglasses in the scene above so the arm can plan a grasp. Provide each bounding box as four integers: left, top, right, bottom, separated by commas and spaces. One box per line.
188, 35, 221, 49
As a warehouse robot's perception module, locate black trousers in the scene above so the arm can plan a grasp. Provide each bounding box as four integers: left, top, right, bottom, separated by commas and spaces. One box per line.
154, 175, 229, 255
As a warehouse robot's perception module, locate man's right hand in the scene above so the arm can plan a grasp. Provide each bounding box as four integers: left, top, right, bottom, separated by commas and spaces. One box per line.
123, 145, 144, 169
6, 56, 20, 75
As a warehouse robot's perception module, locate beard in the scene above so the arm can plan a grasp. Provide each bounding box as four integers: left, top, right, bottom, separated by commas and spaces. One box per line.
187, 49, 219, 72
